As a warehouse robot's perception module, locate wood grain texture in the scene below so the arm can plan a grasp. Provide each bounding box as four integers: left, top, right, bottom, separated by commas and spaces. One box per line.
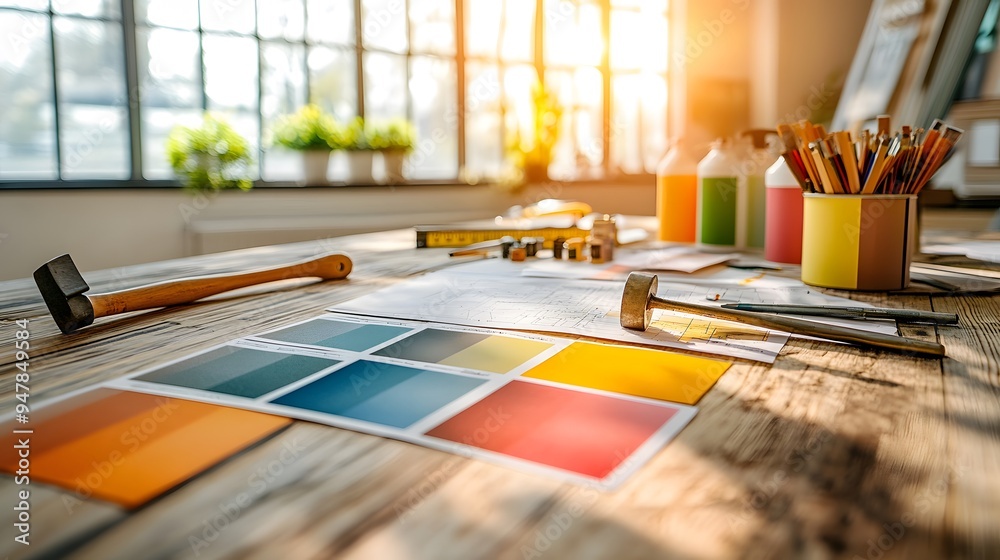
1, 228, 998, 560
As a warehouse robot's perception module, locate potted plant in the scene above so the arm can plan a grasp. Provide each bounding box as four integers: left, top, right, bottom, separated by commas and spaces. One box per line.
339, 117, 374, 184
271, 104, 338, 185
369, 118, 416, 183
507, 79, 562, 184
166, 114, 254, 192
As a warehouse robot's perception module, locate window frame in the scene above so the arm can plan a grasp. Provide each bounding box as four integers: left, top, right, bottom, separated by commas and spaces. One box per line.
0, 0, 669, 188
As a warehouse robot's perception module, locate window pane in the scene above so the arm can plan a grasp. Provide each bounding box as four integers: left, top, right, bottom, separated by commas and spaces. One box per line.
362, 0, 407, 53
465, 0, 499, 58
612, 0, 666, 9
610, 73, 667, 173
364, 51, 406, 119
548, 67, 602, 179
544, 0, 602, 66
639, 73, 667, 171
201, 0, 255, 34
503, 64, 535, 153
204, 34, 259, 110
466, 0, 533, 60
262, 42, 307, 181
611, 9, 667, 72
0, 10, 56, 179
308, 45, 356, 122
135, 0, 198, 29
54, 16, 128, 179
410, 0, 453, 55
0, 1, 49, 9
502, 0, 534, 61
306, 0, 354, 45
52, 0, 120, 19
258, 0, 305, 41
464, 63, 503, 179
137, 27, 201, 178
409, 56, 456, 179
224, 111, 261, 179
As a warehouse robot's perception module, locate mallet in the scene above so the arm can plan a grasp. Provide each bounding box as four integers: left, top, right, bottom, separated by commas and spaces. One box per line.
34, 253, 352, 334
620, 272, 946, 358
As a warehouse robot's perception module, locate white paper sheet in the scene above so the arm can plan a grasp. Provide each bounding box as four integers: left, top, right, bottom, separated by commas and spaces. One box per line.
522, 247, 739, 280
922, 241, 1000, 263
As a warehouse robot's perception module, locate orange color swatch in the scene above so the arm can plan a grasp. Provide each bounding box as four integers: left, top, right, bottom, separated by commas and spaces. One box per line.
0, 388, 290, 508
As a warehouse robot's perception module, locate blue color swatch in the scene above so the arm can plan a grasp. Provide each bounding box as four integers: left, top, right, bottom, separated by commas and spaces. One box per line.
258, 319, 410, 352
136, 346, 338, 399
270, 361, 487, 428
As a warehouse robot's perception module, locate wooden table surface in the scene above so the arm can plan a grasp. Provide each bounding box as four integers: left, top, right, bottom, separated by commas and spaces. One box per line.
1, 227, 999, 560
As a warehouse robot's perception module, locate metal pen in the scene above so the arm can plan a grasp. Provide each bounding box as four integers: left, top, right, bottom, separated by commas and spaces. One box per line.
718, 303, 959, 325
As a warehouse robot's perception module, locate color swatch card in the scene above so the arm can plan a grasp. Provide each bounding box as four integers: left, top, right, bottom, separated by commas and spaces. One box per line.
108, 314, 731, 488
0, 388, 290, 508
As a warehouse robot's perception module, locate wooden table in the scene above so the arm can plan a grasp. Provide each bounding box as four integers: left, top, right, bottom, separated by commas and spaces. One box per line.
2, 227, 999, 560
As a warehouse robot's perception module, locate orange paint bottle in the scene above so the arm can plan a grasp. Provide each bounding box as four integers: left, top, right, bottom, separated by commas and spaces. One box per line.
655, 140, 700, 243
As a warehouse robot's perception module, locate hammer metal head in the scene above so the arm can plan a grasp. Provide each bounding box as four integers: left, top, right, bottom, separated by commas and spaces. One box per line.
620, 272, 658, 331
33, 254, 95, 334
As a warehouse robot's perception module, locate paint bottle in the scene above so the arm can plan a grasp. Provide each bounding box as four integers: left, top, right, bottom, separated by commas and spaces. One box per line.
655, 139, 699, 243
696, 139, 744, 248
740, 129, 778, 249
764, 157, 804, 264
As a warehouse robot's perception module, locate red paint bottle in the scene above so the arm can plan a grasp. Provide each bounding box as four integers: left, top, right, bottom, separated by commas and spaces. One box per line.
764, 157, 803, 264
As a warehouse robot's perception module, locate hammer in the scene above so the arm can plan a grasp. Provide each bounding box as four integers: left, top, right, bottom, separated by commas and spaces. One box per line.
620, 272, 946, 358
34, 253, 352, 334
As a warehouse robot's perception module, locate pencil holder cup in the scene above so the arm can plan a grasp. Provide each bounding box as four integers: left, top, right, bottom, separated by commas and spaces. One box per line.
800, 194, 917, 291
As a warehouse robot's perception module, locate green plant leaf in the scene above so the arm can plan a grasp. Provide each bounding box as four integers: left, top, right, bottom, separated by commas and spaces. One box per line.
165, 113, 255, 192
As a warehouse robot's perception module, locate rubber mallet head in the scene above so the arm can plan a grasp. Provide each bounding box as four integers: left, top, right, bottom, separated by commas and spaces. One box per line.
620, 271, 658, 331
33, 254, 96, 334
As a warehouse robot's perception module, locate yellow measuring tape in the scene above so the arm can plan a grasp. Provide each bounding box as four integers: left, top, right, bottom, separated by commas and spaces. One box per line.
415, 226, 590, 249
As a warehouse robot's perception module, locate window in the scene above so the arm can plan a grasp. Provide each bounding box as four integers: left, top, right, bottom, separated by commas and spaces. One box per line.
0, 0, 669, 185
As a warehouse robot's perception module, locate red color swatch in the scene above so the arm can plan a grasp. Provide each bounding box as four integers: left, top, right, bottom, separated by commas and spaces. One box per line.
425, 381, 678, 479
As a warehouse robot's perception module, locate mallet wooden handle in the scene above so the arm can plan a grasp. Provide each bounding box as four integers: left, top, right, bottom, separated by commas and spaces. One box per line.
651, 296, 946, 358
89, 253, 352, 318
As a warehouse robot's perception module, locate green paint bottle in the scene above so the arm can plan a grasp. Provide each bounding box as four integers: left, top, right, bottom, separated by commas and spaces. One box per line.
696, 139, 744, 248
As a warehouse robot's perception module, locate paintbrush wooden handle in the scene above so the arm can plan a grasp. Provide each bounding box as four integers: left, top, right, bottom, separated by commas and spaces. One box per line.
650, 296, 945, 357
89, 253, 352, 318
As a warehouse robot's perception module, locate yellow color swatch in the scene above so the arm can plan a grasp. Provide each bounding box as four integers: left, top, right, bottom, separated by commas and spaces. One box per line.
439, 336, 552, 373
523, 342, 731, 405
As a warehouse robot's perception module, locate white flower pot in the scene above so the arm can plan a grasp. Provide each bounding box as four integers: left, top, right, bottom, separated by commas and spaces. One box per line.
381, 150, 406, 183
345, 150, 374, 184
302, 149, 331, 185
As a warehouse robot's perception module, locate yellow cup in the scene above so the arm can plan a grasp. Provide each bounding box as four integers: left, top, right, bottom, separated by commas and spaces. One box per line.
801, 194, 917, 291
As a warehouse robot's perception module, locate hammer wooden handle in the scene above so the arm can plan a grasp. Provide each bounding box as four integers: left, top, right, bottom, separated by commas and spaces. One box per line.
652, 297, 946, 357
89, 253, 352, 318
